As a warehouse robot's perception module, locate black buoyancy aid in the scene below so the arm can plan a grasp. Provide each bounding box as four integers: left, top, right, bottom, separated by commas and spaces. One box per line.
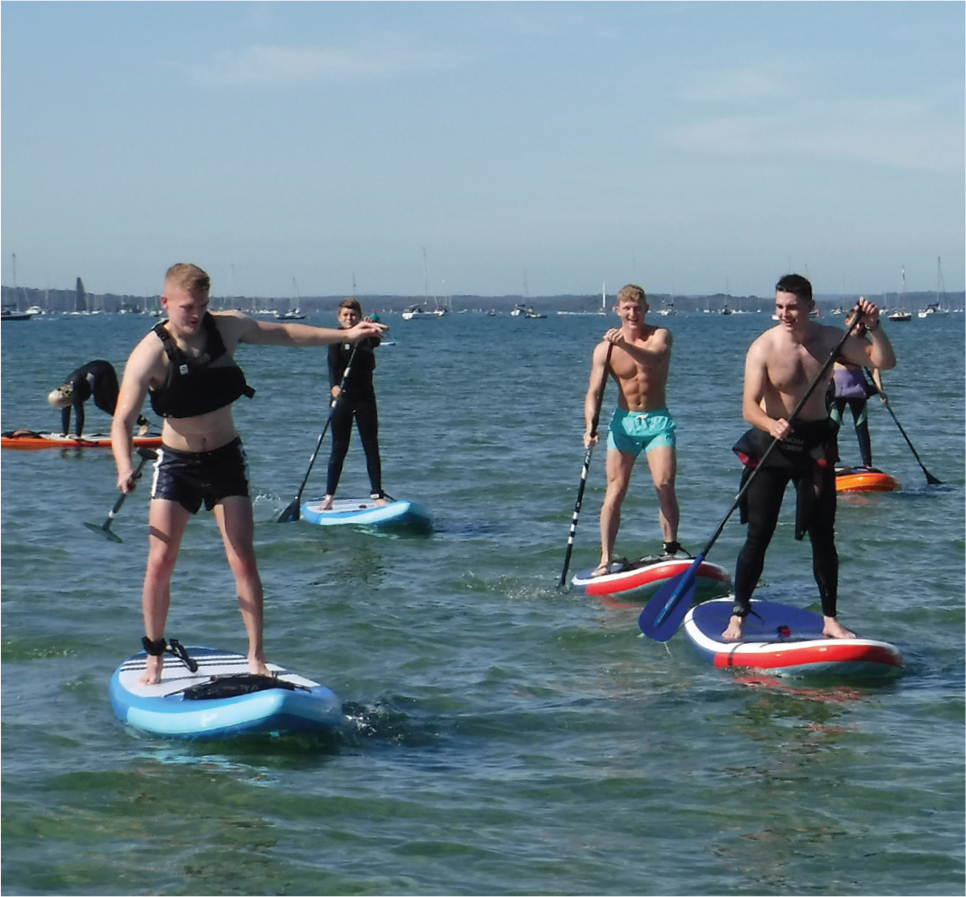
149, 314, 255, 419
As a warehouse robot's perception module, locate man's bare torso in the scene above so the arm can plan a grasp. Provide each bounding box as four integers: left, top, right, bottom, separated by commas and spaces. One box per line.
607, 324, 671, 412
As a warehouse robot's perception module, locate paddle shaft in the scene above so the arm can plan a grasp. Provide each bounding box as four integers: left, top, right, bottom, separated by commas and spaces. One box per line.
645, 307, 863, 635
864, 368, 941, 485
559, 342, 614, 587
87, 447, 156, 537
278, 342, 361, 523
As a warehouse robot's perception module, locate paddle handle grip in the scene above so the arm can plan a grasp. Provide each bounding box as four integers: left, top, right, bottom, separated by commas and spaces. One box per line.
109, 450, 155, 516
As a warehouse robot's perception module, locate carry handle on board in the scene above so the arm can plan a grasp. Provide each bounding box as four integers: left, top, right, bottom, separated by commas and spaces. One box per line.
638, 305, 864, 642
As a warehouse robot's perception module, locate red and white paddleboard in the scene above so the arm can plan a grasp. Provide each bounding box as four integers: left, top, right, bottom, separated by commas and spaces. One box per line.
1, 429, 163, 450
572, 556, 731, 607
682, 597, 903, 679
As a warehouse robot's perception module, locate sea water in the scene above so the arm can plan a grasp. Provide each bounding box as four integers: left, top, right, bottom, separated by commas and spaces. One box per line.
2, 310, 963, 896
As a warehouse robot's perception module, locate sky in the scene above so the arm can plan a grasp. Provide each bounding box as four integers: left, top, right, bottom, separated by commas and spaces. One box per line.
2, 1, 963, 300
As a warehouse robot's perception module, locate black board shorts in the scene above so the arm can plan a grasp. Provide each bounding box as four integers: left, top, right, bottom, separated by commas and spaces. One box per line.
151, 437, 250, 514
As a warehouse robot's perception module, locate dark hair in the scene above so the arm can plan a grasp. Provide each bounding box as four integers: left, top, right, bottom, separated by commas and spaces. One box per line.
339, 297, 362, 314
775, 274, 813, 303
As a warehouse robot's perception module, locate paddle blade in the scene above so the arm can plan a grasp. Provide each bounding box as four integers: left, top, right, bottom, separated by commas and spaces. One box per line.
276, 499, 301, 524
84, 521, 123, 544
637, 557, 702, 642
926, 471, 942, 486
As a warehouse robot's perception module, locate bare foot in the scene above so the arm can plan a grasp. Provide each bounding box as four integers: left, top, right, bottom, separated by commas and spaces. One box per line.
721, 614, 745, 641
138, 655, 163, 686
373, 497, 388, 506
590, 561, 611, 578
823, 616, 856, 639
249, 654, 272, 677
319, 495, 334, 511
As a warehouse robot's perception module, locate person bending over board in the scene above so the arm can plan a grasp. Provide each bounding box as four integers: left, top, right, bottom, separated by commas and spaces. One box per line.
583, 284, 682, 577
111, 263, 386, 686
47, 360, 149, 438
318, 297, 385, 510
724, 275, 896, 642
828, 308, 887, 470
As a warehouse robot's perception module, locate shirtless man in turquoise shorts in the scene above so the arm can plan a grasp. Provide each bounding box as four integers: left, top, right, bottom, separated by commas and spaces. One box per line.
583, 284, 682, 576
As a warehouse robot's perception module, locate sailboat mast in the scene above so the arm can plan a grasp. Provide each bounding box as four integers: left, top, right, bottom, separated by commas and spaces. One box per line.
422, 246, 429, 304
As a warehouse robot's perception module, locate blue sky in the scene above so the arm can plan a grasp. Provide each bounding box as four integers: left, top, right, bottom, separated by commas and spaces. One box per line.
2, 1, 963, 299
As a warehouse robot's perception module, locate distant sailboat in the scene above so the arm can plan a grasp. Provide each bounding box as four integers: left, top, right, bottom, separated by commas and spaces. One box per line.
888, 266, 912, 322
276, 278, 305, 319
918, 257, 949, 317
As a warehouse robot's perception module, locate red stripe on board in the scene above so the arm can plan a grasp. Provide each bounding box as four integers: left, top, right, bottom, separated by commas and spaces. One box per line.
714, 642, 902, 670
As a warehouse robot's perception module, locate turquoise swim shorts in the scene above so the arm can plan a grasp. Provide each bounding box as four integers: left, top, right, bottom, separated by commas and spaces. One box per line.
606, 407, 676, 457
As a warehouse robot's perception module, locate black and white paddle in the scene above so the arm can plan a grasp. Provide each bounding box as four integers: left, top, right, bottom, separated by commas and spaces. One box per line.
864, 369, 941, 486
559, 342, 614, 587
84, 446, 157, 543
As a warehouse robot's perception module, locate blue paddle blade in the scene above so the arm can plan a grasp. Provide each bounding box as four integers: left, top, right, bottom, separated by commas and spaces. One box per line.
637, 555, 703, 642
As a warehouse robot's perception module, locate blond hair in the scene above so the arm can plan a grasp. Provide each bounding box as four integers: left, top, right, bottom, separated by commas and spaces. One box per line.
164, 263, 211, 293
617, 284, 647, 305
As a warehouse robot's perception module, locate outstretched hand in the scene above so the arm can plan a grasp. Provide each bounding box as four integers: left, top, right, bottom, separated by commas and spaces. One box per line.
345, 320, 387, 342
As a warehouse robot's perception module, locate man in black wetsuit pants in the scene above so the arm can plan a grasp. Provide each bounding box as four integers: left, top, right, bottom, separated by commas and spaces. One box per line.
319, 297, 385, 509
47, 360, 148, 437
723, 275, 896, 641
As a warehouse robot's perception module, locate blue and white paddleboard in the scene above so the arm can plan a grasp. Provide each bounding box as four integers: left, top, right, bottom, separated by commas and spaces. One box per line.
300, 497, 432, 530
682, 597, 903, 680
110, 647, 343, 739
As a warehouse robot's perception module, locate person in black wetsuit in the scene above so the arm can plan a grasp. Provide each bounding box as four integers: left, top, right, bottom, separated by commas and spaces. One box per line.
319, 297, 385, 509
724, 276, 896, 642
47, 360, 148, 437
111, 263, 386, 686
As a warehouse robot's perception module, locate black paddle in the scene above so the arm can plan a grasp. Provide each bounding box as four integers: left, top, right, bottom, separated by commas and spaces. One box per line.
638, 306, 864, 642
559, 342, 614, 587
84, 447, 157, 543
864, 369, 941, 485
277, 342, 361, 523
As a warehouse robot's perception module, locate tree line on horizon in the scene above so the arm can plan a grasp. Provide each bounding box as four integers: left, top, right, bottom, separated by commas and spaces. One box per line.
2, 282, 962, 316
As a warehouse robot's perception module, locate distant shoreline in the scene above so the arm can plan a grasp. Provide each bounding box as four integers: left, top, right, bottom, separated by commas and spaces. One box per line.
3, 285, 962, 317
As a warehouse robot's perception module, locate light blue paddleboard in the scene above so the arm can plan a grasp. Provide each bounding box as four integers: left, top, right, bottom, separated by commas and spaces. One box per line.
300, 497, 432, 530
110, 646, 343, 739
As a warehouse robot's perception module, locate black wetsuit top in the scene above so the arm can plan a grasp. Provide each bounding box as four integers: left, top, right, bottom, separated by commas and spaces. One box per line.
60, 360, 119, 436
327, 335, 380, 398
149, 314, 254, 419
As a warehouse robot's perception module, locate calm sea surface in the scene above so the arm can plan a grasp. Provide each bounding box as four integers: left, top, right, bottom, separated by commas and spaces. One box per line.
2, 310, 964, 896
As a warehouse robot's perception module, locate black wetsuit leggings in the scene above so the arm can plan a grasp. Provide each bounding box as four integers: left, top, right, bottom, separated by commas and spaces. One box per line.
831, 397, 872, 468
734, 465, 839, 618
325, 393, 382, 497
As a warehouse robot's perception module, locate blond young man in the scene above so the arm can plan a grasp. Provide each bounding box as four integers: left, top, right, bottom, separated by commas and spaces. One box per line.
583, 284, 681, 577
112, 263, 386, 685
